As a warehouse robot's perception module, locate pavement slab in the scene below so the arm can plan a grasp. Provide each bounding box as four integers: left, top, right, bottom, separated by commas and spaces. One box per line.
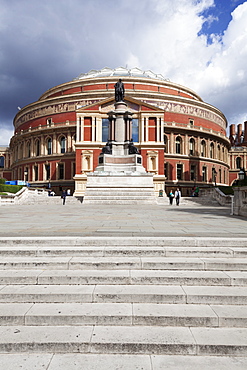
191, 327, 247, 355
90, 325, 196, 355
151, 354, 247, 369
0, 202, 246, 238
48, 353, 152, 370
0, 284, 95, 303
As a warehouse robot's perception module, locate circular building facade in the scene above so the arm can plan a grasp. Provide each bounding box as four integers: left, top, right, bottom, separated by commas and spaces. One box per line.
8, 67, 230, 196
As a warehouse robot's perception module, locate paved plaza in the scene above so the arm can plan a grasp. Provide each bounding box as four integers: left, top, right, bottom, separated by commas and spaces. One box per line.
0, 197, 247, 369
0, 197, 246, 238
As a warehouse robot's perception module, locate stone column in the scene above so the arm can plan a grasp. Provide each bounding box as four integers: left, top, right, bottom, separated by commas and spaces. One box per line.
170, 132, 174, 154
76, 116, 80, 142
53, 133, 56, 154
145, 117, 149, 142
141, 117, 145, 142
92, 117, 96, 142
67, 131, 72, 152
184, 134, 188, 155
40, 135, 44, 155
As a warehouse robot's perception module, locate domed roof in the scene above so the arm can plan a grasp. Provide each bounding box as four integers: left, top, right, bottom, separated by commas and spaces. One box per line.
75, 67, 169, 81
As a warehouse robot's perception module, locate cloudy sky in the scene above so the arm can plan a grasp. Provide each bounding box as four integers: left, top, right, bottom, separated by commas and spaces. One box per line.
1, 0, 247, 145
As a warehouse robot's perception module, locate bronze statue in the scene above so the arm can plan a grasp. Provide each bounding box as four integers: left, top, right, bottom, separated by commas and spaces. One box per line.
114, 79, 125, 102
128, 139, 139, 154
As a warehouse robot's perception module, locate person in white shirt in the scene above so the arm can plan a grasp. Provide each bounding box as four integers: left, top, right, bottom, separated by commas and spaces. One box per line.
175, 188, 181, 206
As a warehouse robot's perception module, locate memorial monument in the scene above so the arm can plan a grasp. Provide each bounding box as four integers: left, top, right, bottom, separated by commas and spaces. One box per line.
83, 80, 156, 204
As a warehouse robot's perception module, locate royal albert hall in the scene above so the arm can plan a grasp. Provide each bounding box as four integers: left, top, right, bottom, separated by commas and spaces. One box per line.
3, 67, 231, 196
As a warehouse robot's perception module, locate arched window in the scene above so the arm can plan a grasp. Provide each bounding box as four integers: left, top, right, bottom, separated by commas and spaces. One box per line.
210, 143, 214, 159
19, 143, 23, 159
47, 138, 52, 155
164, 162, 169, 179
0, 156, 4, 168
60, 136, 66, 154
45, 164, 50, 180
164, 135, 168, 153
236, 157, 242, 169
175, 136, 182, 154
201, 140, 206, 157
26, 141, 31, 158
202, 166, 207, 182
217, 145, 221, 160
35, 140, 40, 156
189, 138, 195, 156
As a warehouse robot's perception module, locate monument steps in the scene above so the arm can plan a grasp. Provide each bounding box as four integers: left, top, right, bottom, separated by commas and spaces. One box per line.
0, 237, 247, 360
1, 353, 246, 370
1, 284, 247, 305
83, 190, 157, 204
83, 180, 157, 204
0, 256, 247, 271
0, 325, 246, 356
1, 268, 246, 285
0, 245, 246, 257
0, 302, 246, 328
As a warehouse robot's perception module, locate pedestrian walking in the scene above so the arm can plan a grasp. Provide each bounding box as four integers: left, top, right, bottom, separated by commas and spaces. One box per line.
175, 188, 181, 206
61, 190, 67, 205
169, 190, 174, 205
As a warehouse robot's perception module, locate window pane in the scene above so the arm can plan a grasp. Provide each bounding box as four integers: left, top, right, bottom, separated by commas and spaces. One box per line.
47, 139, 52, 155
132, 119, 139, 142
190, 165, 196, 181
0, 156, 4, 168
102, 119, 109, 143
177, 164, 183, 180
236, 157, 241, 169
59, 164, 64, 179
60, 137, 66, 153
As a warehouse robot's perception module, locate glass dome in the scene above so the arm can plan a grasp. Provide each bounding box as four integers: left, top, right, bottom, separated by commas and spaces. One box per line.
74, 67, 169, 81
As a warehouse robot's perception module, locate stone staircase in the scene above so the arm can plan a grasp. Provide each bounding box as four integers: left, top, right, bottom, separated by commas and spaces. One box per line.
0, 237, 247, 369
83, 173, 157, 204
83, 187, 157, 204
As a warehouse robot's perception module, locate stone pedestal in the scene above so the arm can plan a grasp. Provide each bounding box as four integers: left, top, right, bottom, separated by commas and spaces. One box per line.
83, 100, 156, 204
84, 172, 156, 204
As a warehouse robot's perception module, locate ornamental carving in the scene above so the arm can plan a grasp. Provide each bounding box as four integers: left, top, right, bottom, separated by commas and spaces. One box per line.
142, 100, 226, 128
15, 100, 101, 128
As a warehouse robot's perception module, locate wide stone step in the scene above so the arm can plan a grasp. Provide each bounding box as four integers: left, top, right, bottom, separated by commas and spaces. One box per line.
83, 199, 157, 204
85, 190, 155, 195
1, 236, 247, 248
0, 245, 246, 257
0, 256, 247, 270
1, 285, 247, 305
0, 325, 246, 355
1, 353, 247, 370
0, 302, 246, 327
0, 269, 246, 285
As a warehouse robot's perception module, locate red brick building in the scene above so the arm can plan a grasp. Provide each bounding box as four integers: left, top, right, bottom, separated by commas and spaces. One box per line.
1, 67, 232, 196
228, 122, 247, 185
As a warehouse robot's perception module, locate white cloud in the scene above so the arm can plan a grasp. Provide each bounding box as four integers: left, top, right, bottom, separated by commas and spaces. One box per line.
1, 0, 247, 145
0, 127, 14, 146
124, 0, 247, 126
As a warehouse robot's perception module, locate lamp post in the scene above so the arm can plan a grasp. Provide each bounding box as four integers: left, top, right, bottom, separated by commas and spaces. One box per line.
24, 170, 28, 183
238, 167, 246, 186
238, 168, 245, 181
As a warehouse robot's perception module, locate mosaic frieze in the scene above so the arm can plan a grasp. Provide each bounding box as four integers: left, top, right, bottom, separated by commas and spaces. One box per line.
15, 100, 101, 127
142, 100, 225, 128
15, 98, 225, 130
